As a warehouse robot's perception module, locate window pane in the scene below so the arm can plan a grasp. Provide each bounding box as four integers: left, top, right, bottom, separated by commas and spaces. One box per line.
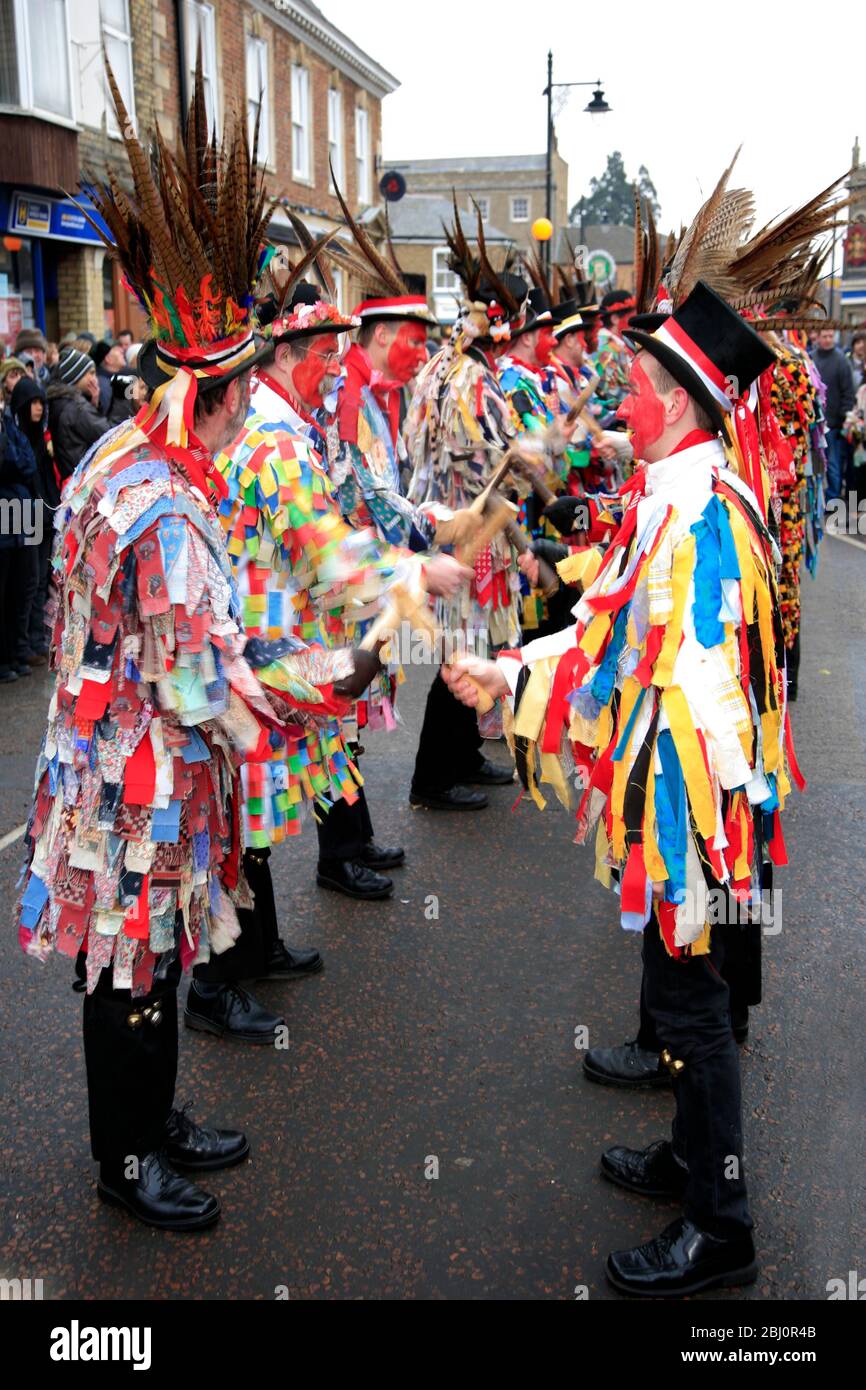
188, 2, 216, 131
104, 30, 134, 134
99, 0, 129, 29
29, 0, 71, 117
0, 0, 19, 106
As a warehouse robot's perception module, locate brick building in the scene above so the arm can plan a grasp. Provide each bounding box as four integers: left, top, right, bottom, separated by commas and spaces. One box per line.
373, 195, 512, 326
0, 0, 397, 346
841, 137, 866, 328
388, 148, 570, 260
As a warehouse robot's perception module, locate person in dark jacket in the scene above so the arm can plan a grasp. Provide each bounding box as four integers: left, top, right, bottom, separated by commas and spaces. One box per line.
46, 347, 111, 481
0, 406, 40, 682
11, 376, 56, 660
92, 339, 133, 421
812, 327, 856, 499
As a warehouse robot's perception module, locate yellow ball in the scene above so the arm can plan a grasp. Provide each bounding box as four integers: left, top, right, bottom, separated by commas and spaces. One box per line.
531, 217, 553, 242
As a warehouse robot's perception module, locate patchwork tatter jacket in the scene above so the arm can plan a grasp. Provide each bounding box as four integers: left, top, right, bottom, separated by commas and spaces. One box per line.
496, 437, 804, 956
17, 421, 348, 995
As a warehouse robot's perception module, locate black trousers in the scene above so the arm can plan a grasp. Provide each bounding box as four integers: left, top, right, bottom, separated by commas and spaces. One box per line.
637, 918, 762, 1050
642, 919, 752, 1238
316, 783, 374, 862
27, 531, 53, 654
0, 549, 17, 672
78, 952, 181, 1165
194, 848, 280, 984
412, 671, 484, 794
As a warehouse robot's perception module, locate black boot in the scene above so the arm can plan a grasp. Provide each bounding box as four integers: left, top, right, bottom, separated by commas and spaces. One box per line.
258, 940, 323, 981
164, 1105, 249, 1172
409, 785, 488, 811
463, 757, 514, 786
583, 1039, 671, 1088
600, 1140, 688, 1198
605, 1216, 758, 1297
316, 858, 393, 900
184, 981, 284, 1043
359, 840, 405, 870
97, 1150, 220, 1231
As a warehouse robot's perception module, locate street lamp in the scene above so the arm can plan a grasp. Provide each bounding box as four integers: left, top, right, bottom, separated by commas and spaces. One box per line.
543, 50, 611, 269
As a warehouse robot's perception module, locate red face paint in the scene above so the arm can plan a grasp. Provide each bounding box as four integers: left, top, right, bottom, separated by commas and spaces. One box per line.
293, 333, 341, 407
534, 327, 558, 366
386, 321, 428, 384
617, 358, 666, 458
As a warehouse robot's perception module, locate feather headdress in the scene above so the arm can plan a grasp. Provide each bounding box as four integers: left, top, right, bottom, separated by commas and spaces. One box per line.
328, 168, 437, 326
77, 52, 283, 473
439, 196, 527, 344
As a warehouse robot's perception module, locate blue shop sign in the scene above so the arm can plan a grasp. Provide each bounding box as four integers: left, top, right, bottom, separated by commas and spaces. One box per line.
9, 190, 109, 244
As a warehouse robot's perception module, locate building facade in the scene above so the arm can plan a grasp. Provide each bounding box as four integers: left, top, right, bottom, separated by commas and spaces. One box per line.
388, 149, 569, 260
372, 195, 512, 326
841, 137, 866, 328
0, 0, 397, 345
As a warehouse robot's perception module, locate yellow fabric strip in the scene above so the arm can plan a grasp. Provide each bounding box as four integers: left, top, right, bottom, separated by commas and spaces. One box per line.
594, 815, 612, 889
653, 533, 695, 689
557, 548, 602, 589
661, 685, 717, 841
725, 503, 755, 624
579, 611, 612, 661
513, 656, 557, 744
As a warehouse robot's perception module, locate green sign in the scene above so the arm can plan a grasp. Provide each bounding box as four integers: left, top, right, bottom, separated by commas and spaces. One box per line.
587, 249, 616, 285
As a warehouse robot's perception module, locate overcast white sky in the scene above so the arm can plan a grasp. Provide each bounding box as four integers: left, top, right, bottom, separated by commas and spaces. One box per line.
323, 0, 859, 234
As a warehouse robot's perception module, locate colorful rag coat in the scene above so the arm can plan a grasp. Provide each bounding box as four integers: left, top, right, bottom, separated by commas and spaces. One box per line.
15, 423, 331, 995
317, 346, 443, 731
406, 343, 521, 652
592, 327, 633, 413
496, 438, 803, 957
215, 375, 409, 846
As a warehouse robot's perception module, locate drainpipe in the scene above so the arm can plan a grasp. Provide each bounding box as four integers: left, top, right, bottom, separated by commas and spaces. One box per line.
174, 0, 189, 119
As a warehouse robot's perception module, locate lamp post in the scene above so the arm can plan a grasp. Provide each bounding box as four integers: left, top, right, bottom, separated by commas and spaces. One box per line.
543, 50, 610, 270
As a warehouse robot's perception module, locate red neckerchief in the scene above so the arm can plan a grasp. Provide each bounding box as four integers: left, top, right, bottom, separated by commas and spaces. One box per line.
509, 355, 542, 378
339, 343, 402, 447
257, 368, 327, 443
668, 428, 717, 456
166, 436, 229, 502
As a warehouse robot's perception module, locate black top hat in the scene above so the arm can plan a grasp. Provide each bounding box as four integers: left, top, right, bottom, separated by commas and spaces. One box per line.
511, 286, 552, 338
623, 281, 775, 431
599, 289, 635, 316
627, 311, 669, 334
477, 272, 528, 317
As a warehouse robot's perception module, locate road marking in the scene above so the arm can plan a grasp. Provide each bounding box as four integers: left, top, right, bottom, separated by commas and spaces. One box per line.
0, 822, 26, 852
825, 529, 866, 550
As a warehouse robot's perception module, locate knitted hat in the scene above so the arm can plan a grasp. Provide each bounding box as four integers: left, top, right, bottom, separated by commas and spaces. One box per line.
54, 346, 95, 386
14, 328, 47, 354
0, 356, 26, 381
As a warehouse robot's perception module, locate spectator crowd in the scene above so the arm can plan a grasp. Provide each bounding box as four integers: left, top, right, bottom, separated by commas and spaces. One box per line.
0, 326, 146, 683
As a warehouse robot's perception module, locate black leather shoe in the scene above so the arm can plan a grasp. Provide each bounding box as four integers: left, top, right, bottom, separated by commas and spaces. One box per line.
164, 1104, 249, 1172
97, 1150, 220, 1231
184, 982, 284, 1043
605, 1216, 758, 1297
463, 758, 514, 786
258, 939, 323, 980
583, 1040, 671, 1088
409, 785, 488, 811
600, 1140, 688, 1198
316, 859, 393, 900
359, 840, 405, 870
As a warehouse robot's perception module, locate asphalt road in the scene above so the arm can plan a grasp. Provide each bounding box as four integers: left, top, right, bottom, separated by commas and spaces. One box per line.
1, 533, 864, 1301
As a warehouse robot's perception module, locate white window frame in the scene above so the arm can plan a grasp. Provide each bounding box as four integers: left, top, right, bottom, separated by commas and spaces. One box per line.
11, 0, 76, 126
328, 86, 343, 190
472, 196, 490, 224
510, 195, 530, 223
246, 33, 271, 166
291, 63, 312, 183
101, 0, 136, 139
186, 0, 218, 136
355, 105, 370, 206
